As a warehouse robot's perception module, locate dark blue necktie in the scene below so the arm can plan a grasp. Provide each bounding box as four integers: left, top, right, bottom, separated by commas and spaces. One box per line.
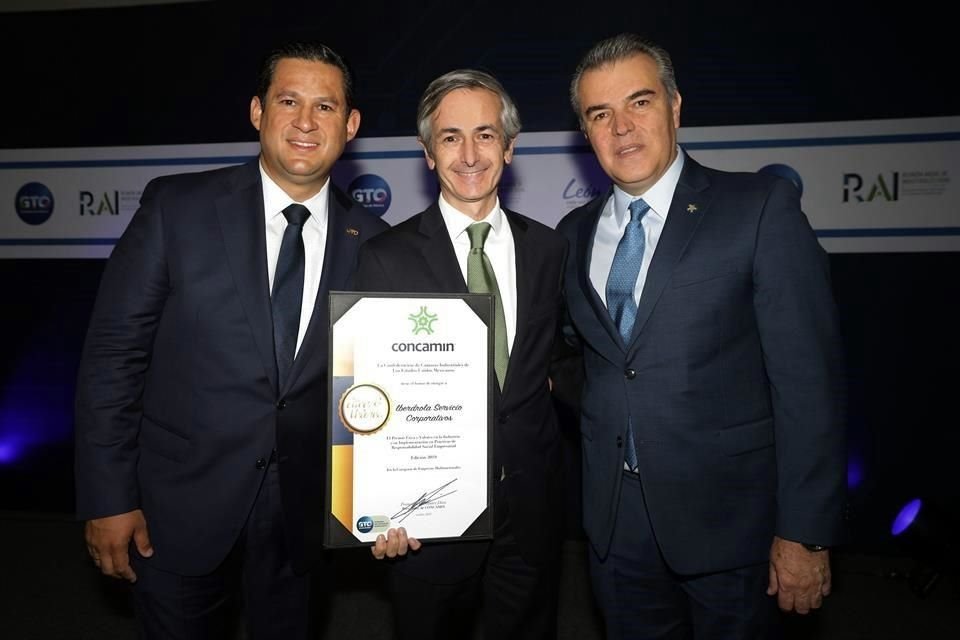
605, 198, 650, 471
272, 203, 310, 391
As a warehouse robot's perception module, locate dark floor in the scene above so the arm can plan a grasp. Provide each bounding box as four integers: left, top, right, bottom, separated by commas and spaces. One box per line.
1, 510, 957, 640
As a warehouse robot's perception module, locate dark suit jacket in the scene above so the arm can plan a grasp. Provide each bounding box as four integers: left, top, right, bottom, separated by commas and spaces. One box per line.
354, 203, 567, 582
74, 159, 388, 575
557, 154, 846, 575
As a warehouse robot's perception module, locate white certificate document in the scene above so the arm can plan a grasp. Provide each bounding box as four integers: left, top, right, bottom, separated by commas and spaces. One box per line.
325, 293, 494, 548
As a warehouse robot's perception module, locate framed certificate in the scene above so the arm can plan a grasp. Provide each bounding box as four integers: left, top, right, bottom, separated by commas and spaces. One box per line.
324, 292, 495, 548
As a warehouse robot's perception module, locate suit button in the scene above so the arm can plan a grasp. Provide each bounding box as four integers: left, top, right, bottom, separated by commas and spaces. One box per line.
624, 369, 636, 379
255, 457, 267, 470
277, 399, 287, 410
616, 435, 623, 448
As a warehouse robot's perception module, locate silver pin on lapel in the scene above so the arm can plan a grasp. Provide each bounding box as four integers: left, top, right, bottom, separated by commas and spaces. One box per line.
345, 227, 359, 236
686, 204, 698, 213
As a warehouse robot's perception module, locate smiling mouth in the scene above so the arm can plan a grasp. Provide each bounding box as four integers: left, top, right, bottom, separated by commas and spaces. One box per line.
289, 140, 319, 150
454, 167, 488, 178
616, 144, 643, 156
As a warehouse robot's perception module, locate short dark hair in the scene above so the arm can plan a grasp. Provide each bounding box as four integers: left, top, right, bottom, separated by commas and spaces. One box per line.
570, 33, 678, 122
256, 41, 355, 110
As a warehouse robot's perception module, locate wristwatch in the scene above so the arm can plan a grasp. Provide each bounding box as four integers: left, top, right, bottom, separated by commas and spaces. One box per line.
802, 543, 828, 552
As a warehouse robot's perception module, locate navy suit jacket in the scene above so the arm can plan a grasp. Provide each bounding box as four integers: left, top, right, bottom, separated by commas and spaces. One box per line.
74, 159, 388, 575
354, 203, 567, 582
557, 154, 846, 574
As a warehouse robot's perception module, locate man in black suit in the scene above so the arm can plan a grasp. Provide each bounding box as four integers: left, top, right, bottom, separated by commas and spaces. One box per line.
557, 34, 846, 638
75, 41, 388, 639
354, 69, 567, 640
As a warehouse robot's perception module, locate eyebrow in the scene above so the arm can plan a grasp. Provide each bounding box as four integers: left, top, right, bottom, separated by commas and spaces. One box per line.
437, 124, 498, 136
274, 89, 342, 106
583, 88, 656, 118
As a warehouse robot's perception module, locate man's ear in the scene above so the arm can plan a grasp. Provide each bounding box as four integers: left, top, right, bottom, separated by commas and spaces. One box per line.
345, 108, 361, 142
250, 97, 263, 132
503, 137, 516, 165
418, 139, 436, 171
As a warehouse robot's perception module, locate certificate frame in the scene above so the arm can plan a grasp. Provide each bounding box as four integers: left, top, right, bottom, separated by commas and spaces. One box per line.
324, 291, 495, 549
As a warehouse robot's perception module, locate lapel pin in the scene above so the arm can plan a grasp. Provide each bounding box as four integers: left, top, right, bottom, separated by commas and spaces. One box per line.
345, 227, 359, 236
686, 204, 698, 213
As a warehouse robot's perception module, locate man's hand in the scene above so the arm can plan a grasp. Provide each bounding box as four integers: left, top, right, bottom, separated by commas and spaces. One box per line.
767, 536, 831, 613
85, 509, 153, 582
370, 527, 421, 560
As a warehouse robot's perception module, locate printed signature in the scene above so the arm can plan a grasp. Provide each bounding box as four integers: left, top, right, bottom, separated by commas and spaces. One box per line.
391, 479, 458, 522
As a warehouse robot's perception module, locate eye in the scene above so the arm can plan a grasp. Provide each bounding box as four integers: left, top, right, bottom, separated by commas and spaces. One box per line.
592, 111, 609, 121
318, 103, 334, 112
280, 98, 296, 107
633, 98, 650, 108
442, 134, 458, 144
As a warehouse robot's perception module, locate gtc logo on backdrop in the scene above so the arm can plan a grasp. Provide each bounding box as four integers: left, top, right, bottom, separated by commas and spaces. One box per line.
349, 174, 391, 217
843, 172, 899, 202
15, 182, 55, 225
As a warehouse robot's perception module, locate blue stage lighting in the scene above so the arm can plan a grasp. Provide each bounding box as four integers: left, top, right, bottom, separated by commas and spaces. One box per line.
0, 438, 23, 465
847, 455, 864, 489
892, 498, 923, 536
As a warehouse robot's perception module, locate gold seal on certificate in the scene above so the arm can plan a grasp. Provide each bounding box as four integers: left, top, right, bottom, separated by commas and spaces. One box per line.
338, 383, 391, 435
325, 292, 495, 549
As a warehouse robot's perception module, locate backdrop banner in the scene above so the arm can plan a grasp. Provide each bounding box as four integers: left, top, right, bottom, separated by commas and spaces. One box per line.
1, 116, 957, 258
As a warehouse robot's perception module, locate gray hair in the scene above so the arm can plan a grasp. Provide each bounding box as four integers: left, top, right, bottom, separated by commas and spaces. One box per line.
417, 69, 521, 151
569, 33, 679, 122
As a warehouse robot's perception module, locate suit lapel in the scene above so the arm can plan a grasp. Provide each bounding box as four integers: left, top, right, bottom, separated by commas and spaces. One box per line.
215, 161, 278, 390
503, 209, 531, 394
286, 184, 363, 391
417, 203, 500, 402
417, 203, 469, 293
626, 156, 711, 356
575, 190, 625, 353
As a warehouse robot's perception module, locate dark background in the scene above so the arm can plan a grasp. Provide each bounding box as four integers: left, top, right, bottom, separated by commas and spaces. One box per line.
1, 0, 958, 559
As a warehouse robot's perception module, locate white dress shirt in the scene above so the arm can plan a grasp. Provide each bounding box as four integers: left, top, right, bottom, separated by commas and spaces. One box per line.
438, 195, 517, 354
589, 149, 685, 306
260, 163, 328, 356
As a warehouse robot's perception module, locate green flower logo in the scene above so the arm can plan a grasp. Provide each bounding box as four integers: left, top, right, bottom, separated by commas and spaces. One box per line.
409, 306, 438, 335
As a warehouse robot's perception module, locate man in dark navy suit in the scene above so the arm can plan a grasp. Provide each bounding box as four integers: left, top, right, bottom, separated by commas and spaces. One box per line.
355, 69, 567, 640
558, 33, 846, 639
75, 41, 388, 639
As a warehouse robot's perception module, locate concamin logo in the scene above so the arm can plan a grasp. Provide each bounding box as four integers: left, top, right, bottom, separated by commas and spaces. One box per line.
408, 306, 438, 335
348, 174, 391, 216
15, 182, 55, 225
758, 164, 803, 197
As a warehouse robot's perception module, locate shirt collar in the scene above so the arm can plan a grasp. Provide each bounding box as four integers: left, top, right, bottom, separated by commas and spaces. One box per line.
611, 146, 685, 225
438, 194, 505, 239
259, 161, 329, 231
